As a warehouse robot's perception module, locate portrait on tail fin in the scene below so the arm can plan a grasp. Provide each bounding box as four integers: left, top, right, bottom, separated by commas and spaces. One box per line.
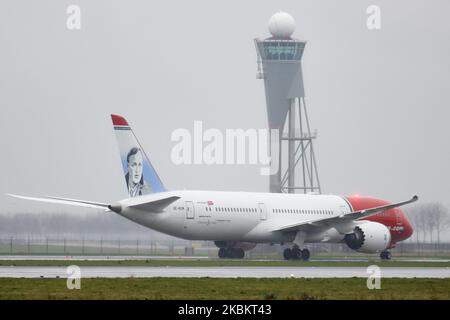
125, 147, 152, 197
111, 114, 167, 196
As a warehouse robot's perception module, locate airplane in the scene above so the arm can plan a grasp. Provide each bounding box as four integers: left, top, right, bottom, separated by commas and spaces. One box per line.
9, 114, 416, 261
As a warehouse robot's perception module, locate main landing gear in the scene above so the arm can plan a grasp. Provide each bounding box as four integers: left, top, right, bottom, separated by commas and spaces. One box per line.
380, 250, 392, 260
283, 246, 310, 261
218, 247, 245, 259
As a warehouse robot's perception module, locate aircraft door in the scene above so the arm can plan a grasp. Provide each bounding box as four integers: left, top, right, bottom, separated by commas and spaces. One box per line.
185, 201, 195, 219
258, 203, 267, 220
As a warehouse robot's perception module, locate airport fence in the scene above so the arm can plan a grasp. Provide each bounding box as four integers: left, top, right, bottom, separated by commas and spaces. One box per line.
0, 237, 206, 256
0, 237, 449, 258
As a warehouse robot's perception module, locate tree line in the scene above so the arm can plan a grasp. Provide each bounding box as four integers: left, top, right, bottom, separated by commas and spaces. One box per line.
406, 202, 450, 245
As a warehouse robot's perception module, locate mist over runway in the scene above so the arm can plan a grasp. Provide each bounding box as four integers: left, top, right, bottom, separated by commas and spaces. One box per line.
1, 266, 449, 278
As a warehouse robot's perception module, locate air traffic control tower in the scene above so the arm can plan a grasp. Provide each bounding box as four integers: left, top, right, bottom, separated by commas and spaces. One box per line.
255, 11, 321, 194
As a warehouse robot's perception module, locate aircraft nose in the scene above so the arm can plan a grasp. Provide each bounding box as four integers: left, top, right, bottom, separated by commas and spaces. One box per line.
401, 210, 414, 240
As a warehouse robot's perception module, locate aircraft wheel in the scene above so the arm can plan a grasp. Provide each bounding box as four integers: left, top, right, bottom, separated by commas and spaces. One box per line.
218, 248, 227, 259
225, 248, 235, 258
291, 247, 302, 260
380, 250, 391, 260
283, 248, 292, 260
301, 249, 310, 261
236, 248, 245, 259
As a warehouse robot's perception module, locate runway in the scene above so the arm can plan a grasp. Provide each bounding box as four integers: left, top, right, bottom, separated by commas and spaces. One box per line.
0, 266, 449, 278
0, 255, 449, 263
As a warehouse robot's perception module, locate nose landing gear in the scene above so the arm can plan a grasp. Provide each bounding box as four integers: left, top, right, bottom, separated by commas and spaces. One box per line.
283, 246, 310, 261
380, 250, 392, 260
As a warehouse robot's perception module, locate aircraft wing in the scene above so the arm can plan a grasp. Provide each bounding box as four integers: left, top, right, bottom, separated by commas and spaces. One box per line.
7, 194, 110, 210
271, 195, 418, 233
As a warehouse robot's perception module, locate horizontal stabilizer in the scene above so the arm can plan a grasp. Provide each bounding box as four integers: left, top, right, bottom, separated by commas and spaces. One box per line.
128, 196, 180, 212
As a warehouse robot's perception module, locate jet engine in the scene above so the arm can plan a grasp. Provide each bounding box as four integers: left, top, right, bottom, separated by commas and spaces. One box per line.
344, 222, 391, 253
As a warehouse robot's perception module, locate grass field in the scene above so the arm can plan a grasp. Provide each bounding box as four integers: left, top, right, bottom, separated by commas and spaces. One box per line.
0, 278, 449, 300
0, 259, 449, 268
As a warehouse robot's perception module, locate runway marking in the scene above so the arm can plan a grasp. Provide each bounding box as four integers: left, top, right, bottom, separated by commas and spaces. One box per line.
0, 266, 449, 278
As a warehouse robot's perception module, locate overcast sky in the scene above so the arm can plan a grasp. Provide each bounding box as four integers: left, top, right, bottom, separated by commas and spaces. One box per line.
1, 1, 449, 236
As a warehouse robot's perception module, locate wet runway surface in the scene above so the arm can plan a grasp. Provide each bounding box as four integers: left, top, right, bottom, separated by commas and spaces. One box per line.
0, 266, 449, 278
1, 255, 449, 263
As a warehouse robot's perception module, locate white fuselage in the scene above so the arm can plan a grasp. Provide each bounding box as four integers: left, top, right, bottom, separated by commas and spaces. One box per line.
117, 190, 353, 245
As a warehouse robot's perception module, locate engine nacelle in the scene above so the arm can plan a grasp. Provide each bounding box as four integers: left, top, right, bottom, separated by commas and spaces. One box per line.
344, 222, 391, 253
214, 241, 256, 251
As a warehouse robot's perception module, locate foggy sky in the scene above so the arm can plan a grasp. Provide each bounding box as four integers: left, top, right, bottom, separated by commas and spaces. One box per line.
1, 1, 449, 237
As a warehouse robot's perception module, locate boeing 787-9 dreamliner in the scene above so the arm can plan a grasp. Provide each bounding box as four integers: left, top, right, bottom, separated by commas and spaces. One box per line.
9, 115, 416, 260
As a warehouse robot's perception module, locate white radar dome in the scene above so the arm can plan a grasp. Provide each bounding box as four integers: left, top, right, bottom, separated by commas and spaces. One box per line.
268, 11, 296, 38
